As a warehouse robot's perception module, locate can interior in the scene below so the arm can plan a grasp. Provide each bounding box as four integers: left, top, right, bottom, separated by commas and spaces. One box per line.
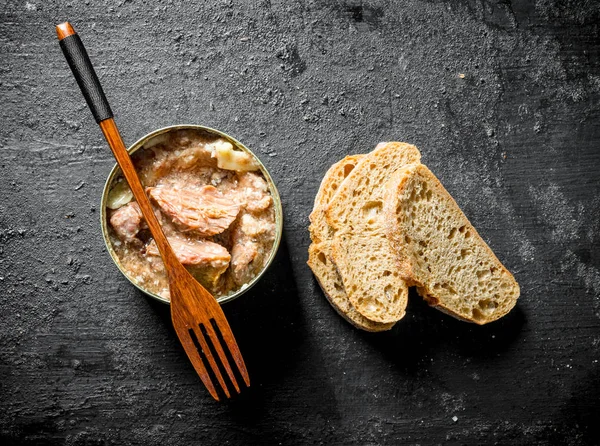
100, 124, 283, 305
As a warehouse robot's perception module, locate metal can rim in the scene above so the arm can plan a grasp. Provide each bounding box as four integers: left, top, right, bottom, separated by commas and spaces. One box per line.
99, 124, 284, 305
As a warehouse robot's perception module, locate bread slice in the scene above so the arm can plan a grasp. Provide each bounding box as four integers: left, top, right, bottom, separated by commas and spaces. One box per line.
308, 244, 395, 331
308, 155, 394, 332
309, 155, 364, 245
383, 164, 520, 324
325, 142, 422, 324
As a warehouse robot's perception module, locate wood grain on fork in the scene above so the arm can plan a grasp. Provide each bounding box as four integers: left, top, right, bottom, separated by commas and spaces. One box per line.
56, 21, 249, 401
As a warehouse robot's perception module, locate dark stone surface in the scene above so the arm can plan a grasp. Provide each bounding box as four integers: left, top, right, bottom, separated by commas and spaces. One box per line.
1, 0, 599, 444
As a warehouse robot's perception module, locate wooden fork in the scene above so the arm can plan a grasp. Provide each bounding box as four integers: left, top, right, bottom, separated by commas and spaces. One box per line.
56, 22, 249, 400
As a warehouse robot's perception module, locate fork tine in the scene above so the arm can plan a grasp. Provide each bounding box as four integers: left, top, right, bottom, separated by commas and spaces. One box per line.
213, 318, 250, 387
176, 327, 220, 401
192, 325, 230, 399
204, 321, 240, 393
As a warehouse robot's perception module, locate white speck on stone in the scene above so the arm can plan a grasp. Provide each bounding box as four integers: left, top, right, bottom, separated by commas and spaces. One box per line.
516, 236, 535, 263
25, 2, 37, 10
458, 168, 535, 264
528, 183, 580, 244
452, 416, 458, 422
561, 250, 600, 319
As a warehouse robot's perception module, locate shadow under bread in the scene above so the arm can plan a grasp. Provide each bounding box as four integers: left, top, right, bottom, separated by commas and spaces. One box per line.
357, 287, 526, 372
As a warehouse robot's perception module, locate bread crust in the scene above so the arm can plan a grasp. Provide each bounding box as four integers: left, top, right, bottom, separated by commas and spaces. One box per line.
307, 155, 394, 331
325, 142, 421, 324
383, 164, 520, 324
309, 144, 518, 328
308, 244, 394, 332
309, 155, 363, 245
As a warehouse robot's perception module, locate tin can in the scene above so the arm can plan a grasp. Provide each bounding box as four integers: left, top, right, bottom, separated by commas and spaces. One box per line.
100, 124, 283, 305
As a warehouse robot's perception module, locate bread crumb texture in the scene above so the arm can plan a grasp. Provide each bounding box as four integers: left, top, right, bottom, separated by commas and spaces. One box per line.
384, 164, 520, 324
308, 243, 394, 331
308, 154, 394, 331
325, 142, 421, 324
308, 141, 520, 329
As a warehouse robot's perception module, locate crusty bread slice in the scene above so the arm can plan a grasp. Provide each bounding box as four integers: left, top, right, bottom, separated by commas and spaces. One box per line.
309, 155, 364, 245
383, 164, 520, 324
325, 142, 422, 324
307, 155, 394, 332
308, 244, 395, 331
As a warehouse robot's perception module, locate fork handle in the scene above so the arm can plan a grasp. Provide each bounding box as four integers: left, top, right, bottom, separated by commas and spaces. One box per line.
57, 23, 113, 124
56, 22, 180, 268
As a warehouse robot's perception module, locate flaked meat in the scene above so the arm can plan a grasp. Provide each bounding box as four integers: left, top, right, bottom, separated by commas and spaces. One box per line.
146, 236, 231, 290
237, 172, 272, 213
230, 240, 259, 285
107, 131, 277, 299
146, 237, 230, 268
110, 202, 143, 242
171, 146, 216, 171
239, 213, 275, 238
147, 185, 240, 236
132, 139, 217, 185
229, 210, 275, 286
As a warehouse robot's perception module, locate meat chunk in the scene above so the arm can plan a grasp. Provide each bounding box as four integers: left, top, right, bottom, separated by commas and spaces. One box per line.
146, 236, 231, 290
147, 185, 240, 236
229, 210, 275, 286
171, 146, 216, 171
230, 239, 259, 286
239, 213, 275, 238
146, 237, 230, 267
133, 139, 216, 185
110, 202, 143, 242
237, 172, 272, 213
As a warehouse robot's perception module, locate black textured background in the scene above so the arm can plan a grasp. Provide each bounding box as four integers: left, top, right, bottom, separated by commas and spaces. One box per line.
1, 1, 600, 445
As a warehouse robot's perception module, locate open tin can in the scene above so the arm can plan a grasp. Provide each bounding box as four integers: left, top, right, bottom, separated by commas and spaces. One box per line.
100, 124, 283, 305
